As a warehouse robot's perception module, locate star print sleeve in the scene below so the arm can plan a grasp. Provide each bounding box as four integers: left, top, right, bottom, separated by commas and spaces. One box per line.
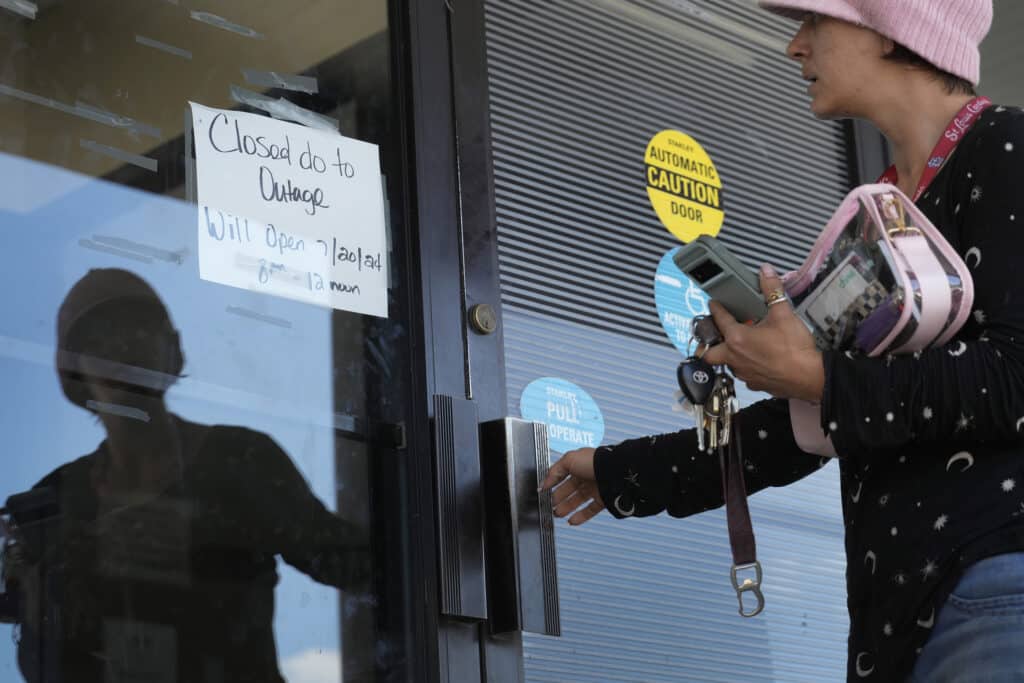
821, 111, 1024, 456
593, 398, 826, 519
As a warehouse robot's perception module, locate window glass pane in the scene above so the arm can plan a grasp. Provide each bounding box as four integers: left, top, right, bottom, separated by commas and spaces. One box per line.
0, 3, 416, 682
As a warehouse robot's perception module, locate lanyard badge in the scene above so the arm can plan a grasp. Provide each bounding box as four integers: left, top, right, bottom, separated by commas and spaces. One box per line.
877, 96, 992, 201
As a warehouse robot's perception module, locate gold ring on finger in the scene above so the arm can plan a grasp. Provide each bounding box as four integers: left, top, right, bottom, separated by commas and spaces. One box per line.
765, 288, 788, 307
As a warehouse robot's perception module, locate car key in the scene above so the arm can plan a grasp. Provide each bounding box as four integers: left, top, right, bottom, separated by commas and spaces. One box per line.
705, 373, 726, 452
677, 357, 716, 450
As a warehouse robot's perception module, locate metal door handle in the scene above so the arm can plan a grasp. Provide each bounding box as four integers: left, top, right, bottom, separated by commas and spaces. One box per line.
433, 395, 488, 621
479, 418, 560, 636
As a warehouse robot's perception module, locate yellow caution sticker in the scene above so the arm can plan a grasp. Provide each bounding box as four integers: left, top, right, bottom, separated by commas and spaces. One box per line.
645, 130, 725, 242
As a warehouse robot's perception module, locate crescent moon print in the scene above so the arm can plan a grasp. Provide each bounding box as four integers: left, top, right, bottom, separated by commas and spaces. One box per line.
613, 495, 636, 517
965, 247, 982, 268
851, 481, 863, 503
1017, 417, 1024, 432
864, 550, 877, 575
948, 342, 968, 357
946, 451, 975, 472
917, 608, 935, 629
856, 652, 875, 678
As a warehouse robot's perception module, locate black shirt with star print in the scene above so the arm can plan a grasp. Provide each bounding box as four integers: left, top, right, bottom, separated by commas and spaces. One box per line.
593, 104, 1024, 682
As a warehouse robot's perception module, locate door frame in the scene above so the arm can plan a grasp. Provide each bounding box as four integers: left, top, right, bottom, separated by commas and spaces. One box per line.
401, 0, 523, 681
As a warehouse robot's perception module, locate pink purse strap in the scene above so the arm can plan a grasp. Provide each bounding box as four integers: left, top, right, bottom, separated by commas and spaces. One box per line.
891, 233, 953, 353
789, 399, 837, 457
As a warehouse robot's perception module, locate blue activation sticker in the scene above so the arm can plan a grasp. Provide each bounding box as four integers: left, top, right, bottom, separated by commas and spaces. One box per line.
520, 378, 605, 455
654, 246, 710, 356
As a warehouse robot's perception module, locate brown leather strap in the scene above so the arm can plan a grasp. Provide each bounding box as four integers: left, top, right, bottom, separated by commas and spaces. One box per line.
719, 410, 765, 617
719, 412, 756, 565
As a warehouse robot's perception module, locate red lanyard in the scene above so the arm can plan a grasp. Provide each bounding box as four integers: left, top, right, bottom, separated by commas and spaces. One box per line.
876, 96, 992, 201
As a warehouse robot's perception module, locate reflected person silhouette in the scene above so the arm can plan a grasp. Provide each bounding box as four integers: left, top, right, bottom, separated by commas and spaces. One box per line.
0, 269, 368, 683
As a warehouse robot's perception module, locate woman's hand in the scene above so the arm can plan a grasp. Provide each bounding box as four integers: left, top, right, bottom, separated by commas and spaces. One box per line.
703, 264, 825, 403
539, 448, 605, 526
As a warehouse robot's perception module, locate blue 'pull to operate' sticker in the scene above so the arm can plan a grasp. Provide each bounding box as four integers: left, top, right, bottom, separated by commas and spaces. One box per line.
520, 378, 605, 455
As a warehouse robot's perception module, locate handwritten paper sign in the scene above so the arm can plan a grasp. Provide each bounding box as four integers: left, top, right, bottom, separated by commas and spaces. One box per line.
189, 102, 388, 317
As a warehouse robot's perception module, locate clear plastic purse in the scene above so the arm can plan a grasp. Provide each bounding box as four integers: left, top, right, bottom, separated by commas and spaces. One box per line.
782, 184, 975, 456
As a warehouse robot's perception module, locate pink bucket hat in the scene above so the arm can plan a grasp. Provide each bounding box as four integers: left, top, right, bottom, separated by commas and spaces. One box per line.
758, 0, 993, 86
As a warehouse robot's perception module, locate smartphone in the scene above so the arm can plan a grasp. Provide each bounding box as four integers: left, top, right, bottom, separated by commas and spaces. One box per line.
673, 235, 768, 324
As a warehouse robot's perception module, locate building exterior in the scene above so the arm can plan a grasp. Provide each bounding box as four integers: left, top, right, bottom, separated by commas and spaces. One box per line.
0, 1, 1020, 682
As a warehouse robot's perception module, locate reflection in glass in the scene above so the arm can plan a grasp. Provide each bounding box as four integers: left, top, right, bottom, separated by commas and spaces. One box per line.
3, 269, 370, 683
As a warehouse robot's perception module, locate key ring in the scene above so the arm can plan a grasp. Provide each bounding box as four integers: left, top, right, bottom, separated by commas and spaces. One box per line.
686, 319, 700, 358
688, 333, 712, 361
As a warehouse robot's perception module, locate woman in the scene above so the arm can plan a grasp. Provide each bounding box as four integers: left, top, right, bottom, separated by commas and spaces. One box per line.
542, 1, 1024, 680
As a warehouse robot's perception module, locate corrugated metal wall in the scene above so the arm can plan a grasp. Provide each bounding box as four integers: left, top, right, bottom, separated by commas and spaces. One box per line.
981, 0, 1024, 107
483, 1, 854, 681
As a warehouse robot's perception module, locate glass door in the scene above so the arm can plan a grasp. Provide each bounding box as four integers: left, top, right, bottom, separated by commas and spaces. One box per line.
0, 2, 435, 682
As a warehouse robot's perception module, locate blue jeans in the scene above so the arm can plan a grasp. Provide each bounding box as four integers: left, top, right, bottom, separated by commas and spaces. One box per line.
910, 552, 1024, 682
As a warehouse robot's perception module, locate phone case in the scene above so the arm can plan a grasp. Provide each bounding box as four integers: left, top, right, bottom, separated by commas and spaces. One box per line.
674, 236, 768, 323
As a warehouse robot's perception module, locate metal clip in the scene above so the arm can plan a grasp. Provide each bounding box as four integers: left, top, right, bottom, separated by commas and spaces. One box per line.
887, 225, 923, 238
730, 561, 765, 618
879, 192, 924, 237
